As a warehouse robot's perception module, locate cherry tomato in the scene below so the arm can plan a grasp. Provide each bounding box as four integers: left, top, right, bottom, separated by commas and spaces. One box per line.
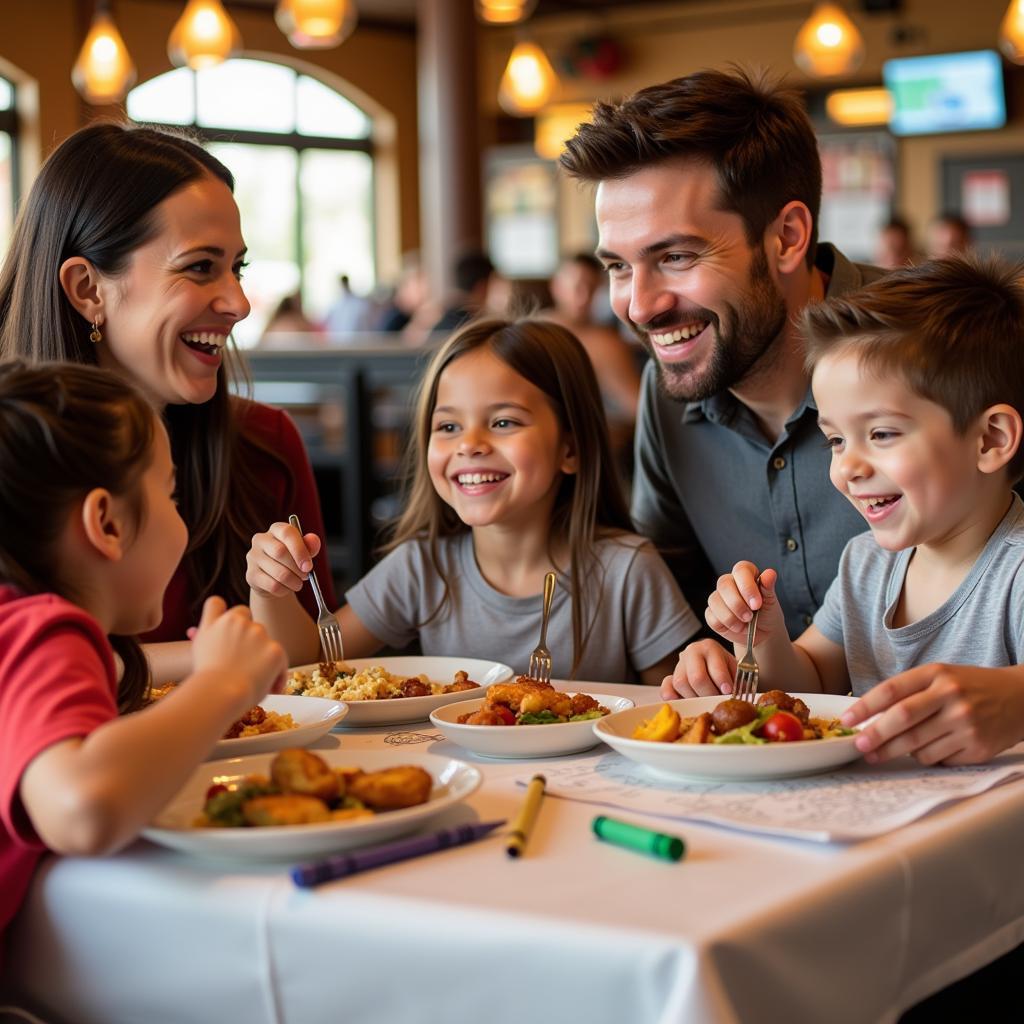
493, 705, 517, 726
759, 711, 805, 743
205, 783, 228, 801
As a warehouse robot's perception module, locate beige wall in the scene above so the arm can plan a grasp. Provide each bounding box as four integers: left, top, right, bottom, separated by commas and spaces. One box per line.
480, 0, 1024, 243
0, 0, 420, 274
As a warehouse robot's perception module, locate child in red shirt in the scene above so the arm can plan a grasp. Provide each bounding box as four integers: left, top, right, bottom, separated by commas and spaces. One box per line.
0, 361, 286, 957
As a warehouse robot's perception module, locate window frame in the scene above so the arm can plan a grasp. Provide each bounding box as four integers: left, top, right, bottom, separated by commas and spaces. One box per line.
0, 75, 19, 230
130, 60, 377, 317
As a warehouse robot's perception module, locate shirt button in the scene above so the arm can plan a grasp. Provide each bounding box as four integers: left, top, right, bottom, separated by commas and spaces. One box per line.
803, 614, 813, 627
786, 537, 798, 552
773, 456, 786, 470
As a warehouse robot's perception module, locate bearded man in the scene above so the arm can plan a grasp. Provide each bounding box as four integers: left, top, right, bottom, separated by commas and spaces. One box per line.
561, 67, 883, 639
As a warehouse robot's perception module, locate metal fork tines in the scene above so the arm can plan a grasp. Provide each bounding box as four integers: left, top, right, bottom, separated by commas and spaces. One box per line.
288, 514, 344, 665
527, 572, 556, 684
733, 607, 759, 702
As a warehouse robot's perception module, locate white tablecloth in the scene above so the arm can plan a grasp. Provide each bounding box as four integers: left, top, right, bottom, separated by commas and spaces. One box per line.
7, 682, 1024, 1024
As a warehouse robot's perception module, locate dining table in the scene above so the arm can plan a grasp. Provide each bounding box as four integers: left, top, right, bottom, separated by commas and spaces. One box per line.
6, 680, 1024, 1024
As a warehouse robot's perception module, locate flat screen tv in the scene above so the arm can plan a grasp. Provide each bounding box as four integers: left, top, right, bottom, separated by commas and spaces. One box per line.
883, 50, 1006, 136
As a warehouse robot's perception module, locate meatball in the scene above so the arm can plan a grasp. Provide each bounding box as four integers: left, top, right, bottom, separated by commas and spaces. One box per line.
757, 690, 810, 724
711, 698, 758, 736
399, 677, 431, 698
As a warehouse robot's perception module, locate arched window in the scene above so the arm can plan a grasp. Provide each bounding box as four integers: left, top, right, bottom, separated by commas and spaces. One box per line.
128, 58, 375, 346
0, 76, 17, 254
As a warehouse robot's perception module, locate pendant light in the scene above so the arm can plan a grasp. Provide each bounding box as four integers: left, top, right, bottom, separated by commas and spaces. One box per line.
476, 0, 538, 25
498, 40, 558, 116
793, 2, 865, 79
71, 1, 136, 105
1000, 0, 1024, 63
275, 0, 358, 49
168, 0, 242, 70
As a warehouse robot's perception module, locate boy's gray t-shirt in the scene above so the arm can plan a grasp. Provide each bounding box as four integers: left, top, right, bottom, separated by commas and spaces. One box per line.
345, 531, 700, 683
814, 496, 1024, 696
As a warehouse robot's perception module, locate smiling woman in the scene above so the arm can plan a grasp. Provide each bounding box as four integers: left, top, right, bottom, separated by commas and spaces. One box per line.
0, 123, 335, 677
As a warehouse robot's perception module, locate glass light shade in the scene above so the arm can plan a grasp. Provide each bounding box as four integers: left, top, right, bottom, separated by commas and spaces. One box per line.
824, 87, 892, 126
498, 41, 558, 117
275, 0, 358, 49
793, 3, 864, 78
1000, 0, 1024, 63
476, 0, 538, 25
168, 0, 242, 71
534, 103, 591, 160
71, 9, 137, 105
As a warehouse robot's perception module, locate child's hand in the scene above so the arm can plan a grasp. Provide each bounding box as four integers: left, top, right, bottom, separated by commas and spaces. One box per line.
705, 563, 783, 646
841, 663, 1024, 766
662, 639, 737, 698
246, 522, 321, 598
191, 597, 287, 704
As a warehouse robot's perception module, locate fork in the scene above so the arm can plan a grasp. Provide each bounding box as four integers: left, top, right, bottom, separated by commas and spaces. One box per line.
288, 514, 344, 665
527, 571, 557, 684
732, 606, 760, 703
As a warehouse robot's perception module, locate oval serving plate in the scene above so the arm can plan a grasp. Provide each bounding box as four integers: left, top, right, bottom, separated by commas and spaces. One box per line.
288, 656, 513, 727
594, 694, 864, 781
209, 694, 348, 759
430, 692, 635, 759
143, 748, 482, 862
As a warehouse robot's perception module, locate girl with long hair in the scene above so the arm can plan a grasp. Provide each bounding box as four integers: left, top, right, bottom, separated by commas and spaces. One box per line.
0, 360, 284, 955
248, 318, 698, 683
0, 122, 334, 682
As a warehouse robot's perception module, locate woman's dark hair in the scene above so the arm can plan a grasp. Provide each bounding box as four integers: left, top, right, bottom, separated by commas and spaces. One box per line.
389, 317, 633, 677
0, 360, 159, 712
0, 122, 290, 621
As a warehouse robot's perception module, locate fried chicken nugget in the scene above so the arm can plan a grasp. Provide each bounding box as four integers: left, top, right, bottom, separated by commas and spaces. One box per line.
330, 806, 375, 822
348, 765, 432, 810
242, 794, 331, 827
569, 693, 602, 716
487, 678, 554, 712
518, 689, 573, 718
271, 749, 339, 802
445, 671, 480, 693
678, 712, 712, 744
458, 708, 511, 725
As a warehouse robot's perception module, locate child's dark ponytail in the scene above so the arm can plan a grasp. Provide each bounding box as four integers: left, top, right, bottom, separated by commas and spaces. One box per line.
0, 360, 158, 711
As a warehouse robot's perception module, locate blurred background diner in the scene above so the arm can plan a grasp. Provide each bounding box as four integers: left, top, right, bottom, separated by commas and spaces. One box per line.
2, 0, 1024, 597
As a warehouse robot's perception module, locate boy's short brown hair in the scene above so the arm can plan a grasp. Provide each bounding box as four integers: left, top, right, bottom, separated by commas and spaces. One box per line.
801, 254, 1024, 477
559, 66, 822, 268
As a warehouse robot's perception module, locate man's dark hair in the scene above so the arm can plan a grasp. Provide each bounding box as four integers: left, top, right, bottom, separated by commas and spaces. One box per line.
560, 66, 821, 268
453, 250, 495, 293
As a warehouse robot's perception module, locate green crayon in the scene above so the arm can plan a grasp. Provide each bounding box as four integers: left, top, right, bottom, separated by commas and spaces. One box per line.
592, 815, 685, 861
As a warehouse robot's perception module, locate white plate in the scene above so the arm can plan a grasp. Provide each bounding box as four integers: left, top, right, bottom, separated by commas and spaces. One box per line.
288, 657, 513, 727
209, 694, 348, 759
430, 692, 635, 759
594, 694, 864, 781
142, 749, 482, 861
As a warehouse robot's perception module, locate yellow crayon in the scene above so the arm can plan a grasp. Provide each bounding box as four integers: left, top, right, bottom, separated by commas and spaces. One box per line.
506, 773, 546, 859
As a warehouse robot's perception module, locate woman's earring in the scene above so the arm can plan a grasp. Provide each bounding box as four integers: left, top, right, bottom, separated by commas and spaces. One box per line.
89, 320, 102, 344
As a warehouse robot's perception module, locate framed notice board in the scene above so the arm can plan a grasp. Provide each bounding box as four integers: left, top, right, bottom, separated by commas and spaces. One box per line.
941, 153, 1024, 257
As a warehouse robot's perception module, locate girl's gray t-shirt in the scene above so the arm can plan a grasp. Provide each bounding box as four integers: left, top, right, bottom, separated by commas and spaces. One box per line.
345, 531, 700, 683
814, 496, 1024, 696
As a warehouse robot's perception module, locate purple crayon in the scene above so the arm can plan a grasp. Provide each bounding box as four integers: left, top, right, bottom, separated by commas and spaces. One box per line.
291, 820, 506, 887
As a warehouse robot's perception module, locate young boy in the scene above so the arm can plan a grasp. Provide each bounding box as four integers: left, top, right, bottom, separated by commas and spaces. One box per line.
668, 255, 1024, 766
